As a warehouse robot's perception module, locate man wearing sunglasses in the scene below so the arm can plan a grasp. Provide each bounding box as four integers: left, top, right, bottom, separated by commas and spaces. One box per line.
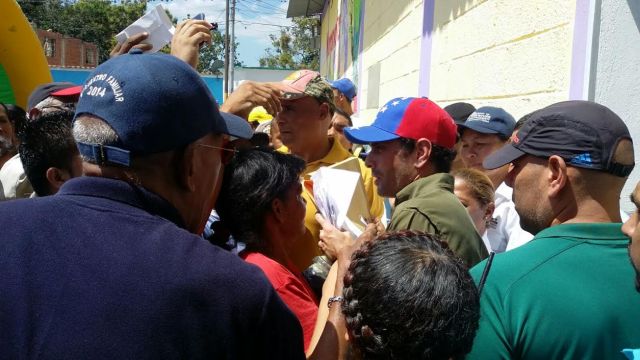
0, 51, 305, 358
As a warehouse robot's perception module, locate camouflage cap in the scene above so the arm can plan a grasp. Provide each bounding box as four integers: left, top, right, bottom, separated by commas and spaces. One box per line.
279, 70, 335, 110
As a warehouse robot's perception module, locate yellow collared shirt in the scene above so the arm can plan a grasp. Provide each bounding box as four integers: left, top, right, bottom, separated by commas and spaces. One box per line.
288, 139, 384, 271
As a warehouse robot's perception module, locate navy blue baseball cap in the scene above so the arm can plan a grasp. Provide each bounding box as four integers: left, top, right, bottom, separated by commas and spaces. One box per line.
483, 100, 635, 177
459, 106, 515, 139
330, 78, 356, 101
74, 49, 252, 166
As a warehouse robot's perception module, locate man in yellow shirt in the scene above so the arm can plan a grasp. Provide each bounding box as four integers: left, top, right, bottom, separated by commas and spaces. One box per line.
276, 70, 384, 272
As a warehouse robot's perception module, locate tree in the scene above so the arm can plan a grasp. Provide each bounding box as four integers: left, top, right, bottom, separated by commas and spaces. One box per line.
19, 0, 239, 74
197, 31, 243, 76
259, 16, 319, 70
19, 0, 148, 63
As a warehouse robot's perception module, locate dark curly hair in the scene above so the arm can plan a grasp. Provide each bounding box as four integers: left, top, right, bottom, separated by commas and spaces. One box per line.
342, 230, 480, 360
216, 147, 305, 249
398, 137, 457, 173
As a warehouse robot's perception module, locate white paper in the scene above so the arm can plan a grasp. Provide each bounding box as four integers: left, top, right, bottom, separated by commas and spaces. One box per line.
311, 167, 363, 237
115, 4, 175, 53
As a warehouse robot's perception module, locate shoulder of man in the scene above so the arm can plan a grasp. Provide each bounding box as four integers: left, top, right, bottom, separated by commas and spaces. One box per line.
0, 154, 32, 200
0, 193, 305, 358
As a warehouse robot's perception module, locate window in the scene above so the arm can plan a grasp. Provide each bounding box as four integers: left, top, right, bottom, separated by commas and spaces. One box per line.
44, 38, 55, 57
86, 49, 95, 65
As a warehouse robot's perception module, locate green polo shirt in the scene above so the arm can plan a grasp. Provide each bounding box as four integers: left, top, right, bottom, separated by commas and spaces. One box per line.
468, 223, 640, 360
388, 173, 488, 267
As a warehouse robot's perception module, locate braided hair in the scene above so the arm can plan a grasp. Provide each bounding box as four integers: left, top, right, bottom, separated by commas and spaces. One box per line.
342, 230, 480, 359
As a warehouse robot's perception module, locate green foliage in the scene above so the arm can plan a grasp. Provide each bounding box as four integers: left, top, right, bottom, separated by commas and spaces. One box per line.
18, 0, 241, 74
19, 0, 149, 63
259, 16, 319, 70
197, 31, 243, 75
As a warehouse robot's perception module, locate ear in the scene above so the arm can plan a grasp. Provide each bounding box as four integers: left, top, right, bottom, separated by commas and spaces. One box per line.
177, 145, 198, 192
547, 155, 568, 198
319, 102, 330, 121
414, 138, 433, 169
45, 167, 71, 194
485, 201, 496, 221
270, 197, 286, 224
28, 108, 41, 120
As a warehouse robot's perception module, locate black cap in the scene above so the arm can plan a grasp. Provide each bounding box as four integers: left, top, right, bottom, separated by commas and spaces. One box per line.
444, 102, 476, 125
27, 82, 82, 111
483, 100, 635, 177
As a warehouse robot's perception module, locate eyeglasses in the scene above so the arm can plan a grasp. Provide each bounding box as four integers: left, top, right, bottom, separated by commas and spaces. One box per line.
196, 143, 238, 164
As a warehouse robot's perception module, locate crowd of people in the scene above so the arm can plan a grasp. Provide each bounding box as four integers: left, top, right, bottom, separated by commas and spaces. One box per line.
0, 18, 639, 359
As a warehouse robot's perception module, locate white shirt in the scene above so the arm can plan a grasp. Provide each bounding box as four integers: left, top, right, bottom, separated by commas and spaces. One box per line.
0, 154, 33, 201
482, 182, 533, 253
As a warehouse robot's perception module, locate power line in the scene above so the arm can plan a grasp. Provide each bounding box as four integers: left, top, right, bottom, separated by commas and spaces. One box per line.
236, 20, 291, 28
238, 2, 282, 15
236, 0, 286, 15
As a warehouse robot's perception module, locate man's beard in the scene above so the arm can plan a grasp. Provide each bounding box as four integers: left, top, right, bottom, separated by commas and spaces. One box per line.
0, 135, 15, 158
628, 254, 640, 293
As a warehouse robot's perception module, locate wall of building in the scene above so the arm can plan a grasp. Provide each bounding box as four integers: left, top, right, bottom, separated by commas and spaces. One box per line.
429, 0, 576, 119
358, 0, 424, 121
320, 0, 363, 82
36, 30, 99, 68
320, 0, 578, 122
591, 0, 640, 212
231, 67, 295, 91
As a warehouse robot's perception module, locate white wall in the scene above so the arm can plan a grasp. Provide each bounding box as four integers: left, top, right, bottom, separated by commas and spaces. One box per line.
430, 0, 576, 119
591, 0, 640, 213
231, 67, 294, 90
357, 0, 424, 122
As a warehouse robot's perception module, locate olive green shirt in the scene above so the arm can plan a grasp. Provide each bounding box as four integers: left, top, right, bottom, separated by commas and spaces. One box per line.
388, 173, 488, 267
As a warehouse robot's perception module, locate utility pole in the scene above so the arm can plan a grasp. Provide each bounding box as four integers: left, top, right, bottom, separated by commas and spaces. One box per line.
224, 0, 230, 99
230, 0, 236, 93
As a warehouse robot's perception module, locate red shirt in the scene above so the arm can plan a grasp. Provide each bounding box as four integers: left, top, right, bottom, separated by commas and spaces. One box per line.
241, 251, 319, 351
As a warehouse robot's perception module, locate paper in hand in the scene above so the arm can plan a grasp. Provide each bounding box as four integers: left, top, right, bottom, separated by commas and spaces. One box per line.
115, 4, 175, 53
311, 162, 370, 238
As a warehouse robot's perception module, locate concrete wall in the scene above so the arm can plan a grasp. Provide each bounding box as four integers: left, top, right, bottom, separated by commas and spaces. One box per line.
429, 0, 576, 119
320, 0, 577, 121
231, 67, 294, 91
51, 68, 224, 105
355, 0, 424, 122
590, 0, 640, 213
320, 0, 362, 116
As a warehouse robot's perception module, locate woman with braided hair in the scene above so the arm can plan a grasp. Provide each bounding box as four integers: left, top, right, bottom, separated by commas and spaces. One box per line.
344, 231, 480, 359
317, 228, 480, 359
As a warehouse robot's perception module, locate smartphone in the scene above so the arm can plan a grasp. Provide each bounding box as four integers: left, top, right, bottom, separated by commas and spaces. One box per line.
193, 13, 217, 29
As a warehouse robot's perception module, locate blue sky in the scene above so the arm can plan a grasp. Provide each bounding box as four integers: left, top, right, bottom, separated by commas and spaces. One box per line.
147, 0, 293, 67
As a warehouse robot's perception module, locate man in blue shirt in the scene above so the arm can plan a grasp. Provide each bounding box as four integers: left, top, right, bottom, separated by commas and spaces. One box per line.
0, 50, 304, 359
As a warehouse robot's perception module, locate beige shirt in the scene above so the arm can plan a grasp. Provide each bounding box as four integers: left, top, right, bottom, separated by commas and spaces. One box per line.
0, 154, 33, 201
